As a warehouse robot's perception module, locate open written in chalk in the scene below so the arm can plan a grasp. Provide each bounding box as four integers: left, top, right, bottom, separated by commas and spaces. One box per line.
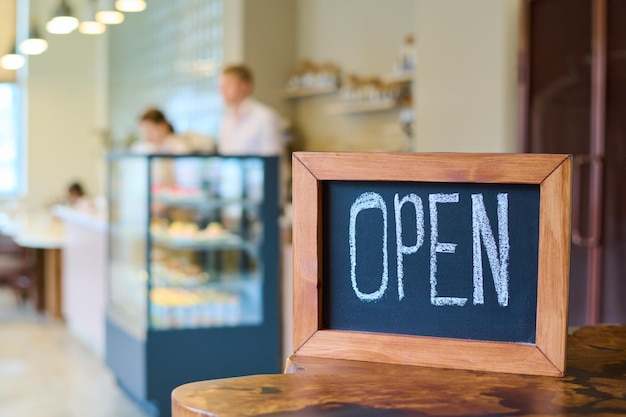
292, 152, 571, 377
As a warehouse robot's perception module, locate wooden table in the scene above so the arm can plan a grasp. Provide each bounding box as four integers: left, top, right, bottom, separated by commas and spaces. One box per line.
14, 234, 64, 319
172, 325, 626, 416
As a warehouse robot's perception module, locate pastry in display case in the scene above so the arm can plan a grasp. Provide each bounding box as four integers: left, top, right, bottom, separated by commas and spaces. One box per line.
106, 154, 281, 417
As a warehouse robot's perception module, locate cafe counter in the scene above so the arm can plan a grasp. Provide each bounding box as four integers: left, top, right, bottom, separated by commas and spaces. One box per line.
53, 204, 108, 357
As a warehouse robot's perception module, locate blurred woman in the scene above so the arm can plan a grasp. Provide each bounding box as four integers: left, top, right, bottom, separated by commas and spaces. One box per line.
131, 108, 189, 154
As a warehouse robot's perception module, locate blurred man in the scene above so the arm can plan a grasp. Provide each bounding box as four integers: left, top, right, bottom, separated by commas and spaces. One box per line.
218, 64, 283, 156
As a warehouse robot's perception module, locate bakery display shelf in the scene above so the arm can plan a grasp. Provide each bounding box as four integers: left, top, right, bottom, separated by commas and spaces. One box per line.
150, 270, 210, 288
106, 154, 281, 417
150, 233, 248, 251
152, 193, 262, 209
150, 275, 260, 291
149, 278, 263, 330
282, 85, 338, 99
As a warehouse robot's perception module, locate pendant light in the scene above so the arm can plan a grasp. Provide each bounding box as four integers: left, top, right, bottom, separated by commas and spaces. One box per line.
0, 45, 25, 71
79, 19, 106, 35
79, 0, 107, 34
78, 19, 107, 35
115, 0, 146, 12
46, 0, 80, 34
19, 23, 49, 55
96, 0, 125, 24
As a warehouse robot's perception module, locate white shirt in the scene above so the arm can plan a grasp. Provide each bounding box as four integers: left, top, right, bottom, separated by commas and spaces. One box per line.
218, 98, 282, 156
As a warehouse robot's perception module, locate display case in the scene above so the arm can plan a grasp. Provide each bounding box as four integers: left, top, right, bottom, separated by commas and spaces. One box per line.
106, 154, 281, 417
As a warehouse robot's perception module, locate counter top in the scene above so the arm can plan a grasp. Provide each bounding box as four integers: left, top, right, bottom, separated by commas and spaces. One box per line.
13, 234, 64, 249
172, 325, 626, 416
12, 220, 64, 249
52, 204, 107, 231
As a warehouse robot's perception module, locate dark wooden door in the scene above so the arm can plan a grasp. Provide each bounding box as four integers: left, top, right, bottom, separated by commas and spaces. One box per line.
603, 0, 626, 324
522, 0, 625, 325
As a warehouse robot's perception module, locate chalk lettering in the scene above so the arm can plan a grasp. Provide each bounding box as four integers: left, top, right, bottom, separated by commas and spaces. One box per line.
472, 193, 510, 306
394, 193, 425, 300
429, 193, 467, 306
349, 191, 511, 308
349, 192, 388, 302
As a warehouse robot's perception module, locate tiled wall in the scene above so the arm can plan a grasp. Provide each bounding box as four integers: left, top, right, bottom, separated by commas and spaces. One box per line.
108, 0, 224, 145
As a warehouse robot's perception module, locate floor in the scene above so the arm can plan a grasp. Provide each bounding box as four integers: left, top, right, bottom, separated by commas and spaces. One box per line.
0, 288, 150, 417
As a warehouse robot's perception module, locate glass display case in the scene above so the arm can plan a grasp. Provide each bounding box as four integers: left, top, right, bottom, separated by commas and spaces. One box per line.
106, 154, 281, 417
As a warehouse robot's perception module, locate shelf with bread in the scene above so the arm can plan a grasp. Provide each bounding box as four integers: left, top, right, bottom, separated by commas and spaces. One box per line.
282, 59, 342, 100
149, 277, 262, 330
282, 63, 412, 116
325, 72, 412, 115
151, 220, 240, 244
152, 188, 262, 210
283, 40, 415, 116
149, 220, 260, 255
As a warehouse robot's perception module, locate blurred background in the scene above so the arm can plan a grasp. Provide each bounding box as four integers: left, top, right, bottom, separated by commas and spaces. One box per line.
0, 0, 624, 416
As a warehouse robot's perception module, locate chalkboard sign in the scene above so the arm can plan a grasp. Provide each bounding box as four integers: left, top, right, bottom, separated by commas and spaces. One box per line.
292, 153, 572, 377
322, 181, 540, 343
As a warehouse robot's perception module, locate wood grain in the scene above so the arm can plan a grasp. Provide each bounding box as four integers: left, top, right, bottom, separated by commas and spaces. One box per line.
291, 155, 321, 350
535, 155, 572, 374
291, 152, 571, 376
172, 325, 626, 417
295, 329, 561, 376
44, 248, 63, 320
294, 152, 570, 183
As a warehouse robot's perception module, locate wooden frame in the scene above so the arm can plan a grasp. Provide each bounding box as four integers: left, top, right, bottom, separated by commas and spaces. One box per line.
292, 152, 572, 377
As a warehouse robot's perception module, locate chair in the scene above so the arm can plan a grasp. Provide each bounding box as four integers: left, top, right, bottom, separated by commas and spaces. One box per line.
0, 234, 36, 306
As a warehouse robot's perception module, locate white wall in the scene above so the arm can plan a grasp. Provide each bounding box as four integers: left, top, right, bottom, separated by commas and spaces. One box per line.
223, 0, 244, 64
293, 0, 416, 151
415, 0, 520, 153
244, 0, 296, 120
21, 2, 105, 207
297, 0, 416, 75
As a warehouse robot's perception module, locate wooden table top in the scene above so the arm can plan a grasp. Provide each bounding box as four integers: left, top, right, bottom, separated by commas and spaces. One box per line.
172, 325, 626, 416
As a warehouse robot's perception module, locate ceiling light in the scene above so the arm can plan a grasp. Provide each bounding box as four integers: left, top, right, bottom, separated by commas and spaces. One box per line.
79, 20, 106, 35
96, 0, 125, 24
46, 0, 79, 34
19, 24, 49, 55
115, 0, 146, 12
0, 46, 25, 71
79, 0, 107, 35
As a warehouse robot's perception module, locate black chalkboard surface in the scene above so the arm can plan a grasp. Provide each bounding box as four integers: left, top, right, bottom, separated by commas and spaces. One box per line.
322, 181, 540, 343
291, 152, 571, 376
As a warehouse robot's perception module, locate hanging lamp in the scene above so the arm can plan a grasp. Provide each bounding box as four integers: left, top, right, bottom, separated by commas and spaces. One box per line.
79, 19, 106, 34
115, 0, 146, 12
96, 0, 125, 24
1, 45, 25, 70
19, 23, 49, 55
79, 0, 107, 34
46, 0, 80, 34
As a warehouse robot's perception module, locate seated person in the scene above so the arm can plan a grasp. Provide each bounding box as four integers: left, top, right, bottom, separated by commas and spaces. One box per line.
67, 182, 85, 206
